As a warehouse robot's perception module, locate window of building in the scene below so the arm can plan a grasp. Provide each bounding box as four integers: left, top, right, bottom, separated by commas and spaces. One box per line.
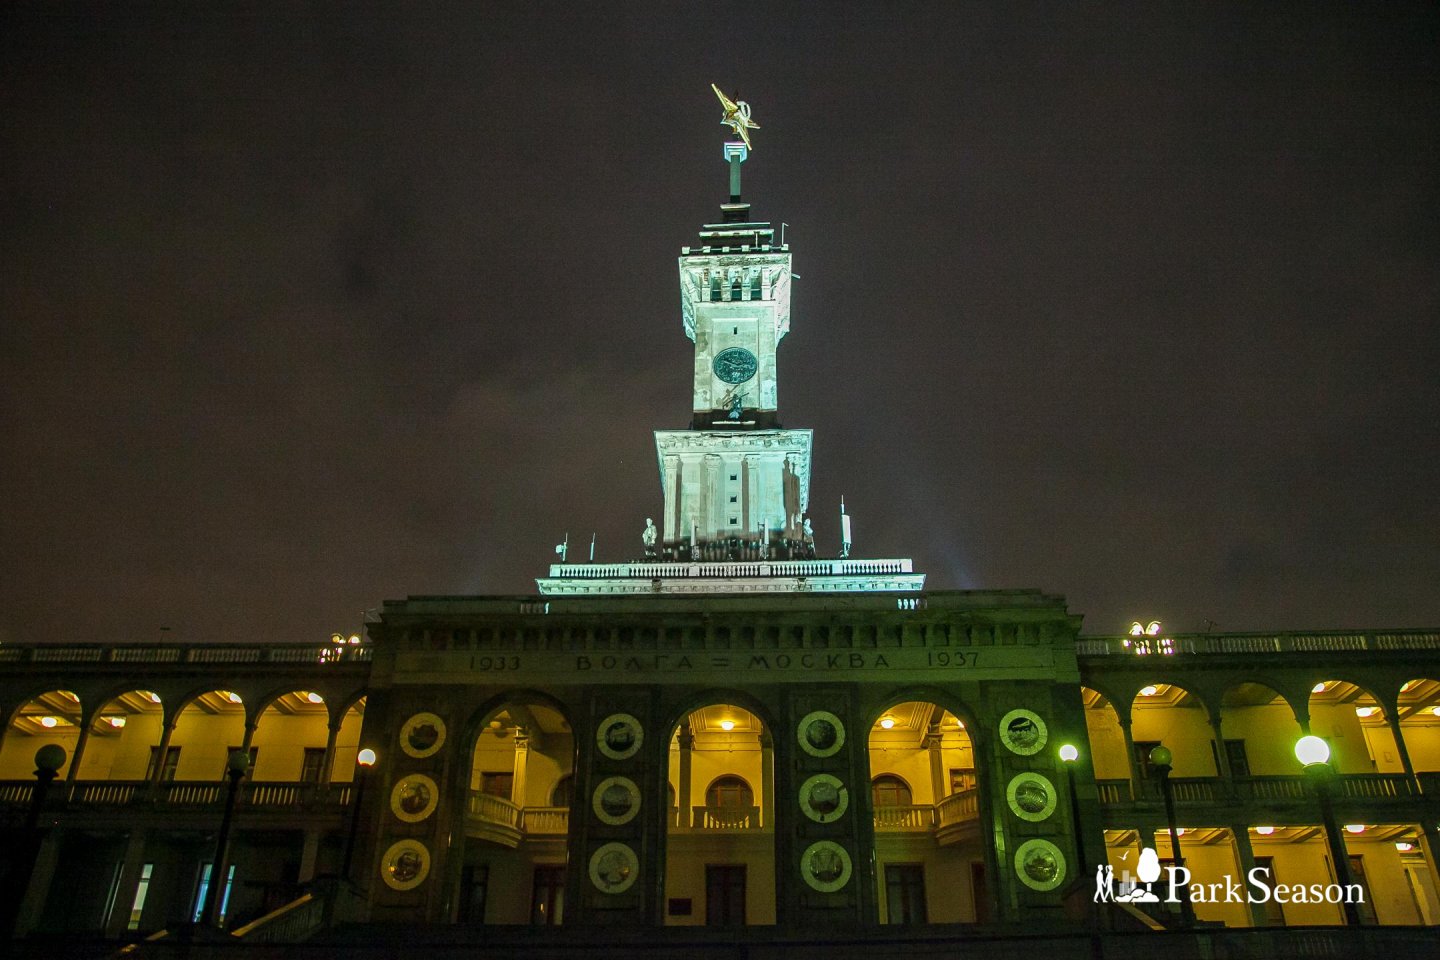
706, 864, 746, 925
729, 495, 737, 503
884, 864, 927, 924
191, 863, 236, 924
948, 768, 977, 794
728, 517, 738, 525
530, 866, 565, 925
871, 774, 912, 807
299, 747, 327, 783
1223, 740, 1251, 778
127, 863, 155, 931
706, 776, 753, 810
479, 771, 514, 799
146, 747, 180, 782
459, 864, 489, 923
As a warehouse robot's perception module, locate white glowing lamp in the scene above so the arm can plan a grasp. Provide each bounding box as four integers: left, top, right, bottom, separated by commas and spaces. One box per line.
224, 691, 242, 704
1295, 735, 1330, 767
1058, 743, 1079, 763
1311, 682, 1327, 694
1139, 685, 1159, 697
1253, 826, 1275, 836
40, 716, 58, 728
305, 692, 324, 704
1396, 841, 1415, 852
107, 716, 127, 728
1344, 824, 1366, 834
1354, 705, 1379, 718
719, 719, 735, 731
879, 717, 894, 729
357, 748, 377, 767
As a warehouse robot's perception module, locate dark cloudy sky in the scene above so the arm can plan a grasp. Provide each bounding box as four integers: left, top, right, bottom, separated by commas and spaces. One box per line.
3, 3, 1437, 645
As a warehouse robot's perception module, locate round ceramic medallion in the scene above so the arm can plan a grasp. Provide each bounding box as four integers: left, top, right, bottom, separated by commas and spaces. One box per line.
800, 840, 852, 893
596, 713, 644, 760
390, 773, 439, 823
380, 839, 431, 891
399, 712, 446, 759
797, 710, 846, 758
712, 347, 758, 384
592, 776, 641, 825
1013, 838, 1067, 892
1005, 772, 1057, 823
798, 773, 849, 823
997, 708, 1047, 756
588, 842, 639, 894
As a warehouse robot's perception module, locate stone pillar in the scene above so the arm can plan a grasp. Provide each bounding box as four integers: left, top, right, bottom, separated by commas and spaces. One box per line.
743, 455, 759, 536
1208, 715, 1233, 793
703, 454, 722, 546
511, 729, 530, 806
65, 716, 95, 790
103, 829, 150, 938
14, 830, 62, 937
149, 717, 177, 791
1420, 821, 1440, 901
760, 732, 775, 828
298, 829, 322, 883
319, 720, 342, 786
677, 721, 694, 828
1118, 718, 1141, 800
1387, 715, 1419, 789
925, 726, 946, 800
663, 455, 681, 544
240, 719, 258, 760
1230, 825, 1270, 927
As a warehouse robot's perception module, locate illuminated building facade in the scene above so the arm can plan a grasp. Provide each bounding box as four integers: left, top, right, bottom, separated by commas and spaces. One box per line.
2, 107, 1438, 951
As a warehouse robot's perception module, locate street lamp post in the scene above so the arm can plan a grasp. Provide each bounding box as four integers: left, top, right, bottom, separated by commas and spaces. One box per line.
0, 746, 68, 940
1058, 743, 1089, 876
1295, 735, 1363, 926
1148, 745, 1195, 926
342, 748, 377, 885
200, 749, 249, 929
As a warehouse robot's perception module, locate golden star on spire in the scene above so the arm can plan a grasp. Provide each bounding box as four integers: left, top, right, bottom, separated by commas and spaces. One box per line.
712, 83, 759, 149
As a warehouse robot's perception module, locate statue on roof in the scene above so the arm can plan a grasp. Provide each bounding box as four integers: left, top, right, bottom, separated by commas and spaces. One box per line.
712, 83, 759, 149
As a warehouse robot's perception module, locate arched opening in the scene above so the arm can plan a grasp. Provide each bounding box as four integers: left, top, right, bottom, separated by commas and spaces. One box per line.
326, 697, 367, 784
867, 701, 983, 924
1218, 682, 1301, 778
1398, 678, 1440, 774
1080, 686, 1129, 795
665, 703, 774, 926
165, 689, 248, 786
72, 689, 166, 790
0, 690, 83, 779
251, 690, 332, 783
456, 699, 575, 926
1130, 682, 1215, 781
1308, 680, 1397, 774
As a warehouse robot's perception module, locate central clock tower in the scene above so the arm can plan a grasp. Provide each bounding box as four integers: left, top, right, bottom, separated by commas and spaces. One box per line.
653, 140, 814, 558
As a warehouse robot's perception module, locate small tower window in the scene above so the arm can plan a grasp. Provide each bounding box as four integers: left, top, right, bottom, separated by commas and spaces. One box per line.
730, 277, 742, 300
750, 274, 761, 299
710, 276, 721, 302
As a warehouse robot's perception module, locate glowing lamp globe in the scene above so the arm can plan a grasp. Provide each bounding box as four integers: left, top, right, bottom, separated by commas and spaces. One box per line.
1295, 735, 1330, 767
1148, 745, 1172, 767
226, 749, 251, 775
357, 748, 377, 767
1058, 743, 1079, 763
34, 744, 67, 773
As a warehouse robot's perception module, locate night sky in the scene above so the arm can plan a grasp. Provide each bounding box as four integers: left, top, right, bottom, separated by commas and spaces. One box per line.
3, 3, 1437, 646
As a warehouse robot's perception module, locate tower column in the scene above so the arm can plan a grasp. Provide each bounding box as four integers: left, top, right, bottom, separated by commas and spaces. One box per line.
663, 455, 681, 546
703, 454, 722, 548
743, 455, 759, 541
677, 721, 694, 827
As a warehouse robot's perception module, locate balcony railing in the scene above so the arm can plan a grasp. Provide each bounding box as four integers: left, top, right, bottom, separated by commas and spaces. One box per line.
0, 643, 372, 666
467, 792, 571, 838
0, 779, 356, 812
691, 804, 761, 829
873, 804, 934, 830
1099, 773, 1423, 806
1076, 629, 1440, 657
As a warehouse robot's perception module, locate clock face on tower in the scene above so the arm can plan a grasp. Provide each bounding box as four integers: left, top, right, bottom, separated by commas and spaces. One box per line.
713, 347, 758, 384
